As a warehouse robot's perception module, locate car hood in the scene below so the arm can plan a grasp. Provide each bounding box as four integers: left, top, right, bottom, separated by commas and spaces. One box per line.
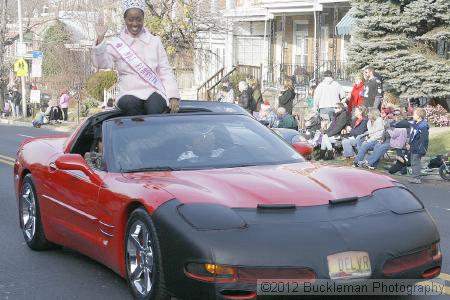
122, 163, 395, 208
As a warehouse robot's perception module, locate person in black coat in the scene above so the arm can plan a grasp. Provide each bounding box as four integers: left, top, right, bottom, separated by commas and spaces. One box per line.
11, 87, 22, 118
238, 81, 253, 113
341, 105, 369, 158
319, 103, 350, 159
279, 79, 295, 115
326, 103, 350, 137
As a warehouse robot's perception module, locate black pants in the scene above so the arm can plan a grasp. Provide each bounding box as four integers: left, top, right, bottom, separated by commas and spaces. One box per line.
62, 107, 68, 121
117, 93, 169, 116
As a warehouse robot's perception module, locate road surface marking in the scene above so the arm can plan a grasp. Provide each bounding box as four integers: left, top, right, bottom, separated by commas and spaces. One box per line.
439, 273, 450, 281
0, 158, 14, 166
17, 134, 34, 138
0, 154, 15, 162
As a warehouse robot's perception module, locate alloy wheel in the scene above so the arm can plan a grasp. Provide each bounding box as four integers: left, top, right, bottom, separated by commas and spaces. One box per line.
126, 220, 154, 297
21, 182, 36, 241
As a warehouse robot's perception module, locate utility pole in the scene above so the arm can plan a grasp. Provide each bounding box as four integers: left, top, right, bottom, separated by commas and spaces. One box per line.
0, 0, 8, 110
17, 0, 27, 117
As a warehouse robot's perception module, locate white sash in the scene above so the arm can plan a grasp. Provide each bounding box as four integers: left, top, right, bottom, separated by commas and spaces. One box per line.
110, 37, 167, 98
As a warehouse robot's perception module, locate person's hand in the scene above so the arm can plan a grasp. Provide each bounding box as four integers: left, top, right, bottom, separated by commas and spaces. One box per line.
95, 17, 108, 45
169, 98, 180, 113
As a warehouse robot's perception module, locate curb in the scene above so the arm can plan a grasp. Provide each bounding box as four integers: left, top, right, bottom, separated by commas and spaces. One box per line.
0, 118, 73, 133
316, 159, 447, 184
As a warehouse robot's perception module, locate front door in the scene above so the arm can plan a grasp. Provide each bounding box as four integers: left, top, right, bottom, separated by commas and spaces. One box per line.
292, 22, 309, 84
43, 159, 102, 255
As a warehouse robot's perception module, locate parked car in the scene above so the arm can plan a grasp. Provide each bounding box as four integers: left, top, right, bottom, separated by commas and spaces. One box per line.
273, 128, 313, 159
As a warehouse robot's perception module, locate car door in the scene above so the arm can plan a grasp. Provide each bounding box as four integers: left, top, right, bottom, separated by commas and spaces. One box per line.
43, 154, 103, 257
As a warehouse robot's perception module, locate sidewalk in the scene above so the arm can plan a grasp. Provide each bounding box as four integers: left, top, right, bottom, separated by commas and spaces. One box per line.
0, 117, 76, 133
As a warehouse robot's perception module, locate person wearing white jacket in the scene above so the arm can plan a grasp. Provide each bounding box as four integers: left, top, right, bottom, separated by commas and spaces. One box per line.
353, 108, 385, 167
313, 70, 345, 121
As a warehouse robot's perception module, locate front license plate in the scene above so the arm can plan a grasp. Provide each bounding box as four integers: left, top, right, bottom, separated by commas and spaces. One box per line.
327, 251, 372, 280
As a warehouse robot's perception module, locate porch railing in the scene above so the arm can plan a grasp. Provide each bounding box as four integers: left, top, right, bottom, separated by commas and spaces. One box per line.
103, 84, 119, 105
196, 67, 224, 100
197, 64, 263, 101
266, 60, 353, 86
174, 68, 194, 91
236, 64, 262, 82
204, 66, 237, 101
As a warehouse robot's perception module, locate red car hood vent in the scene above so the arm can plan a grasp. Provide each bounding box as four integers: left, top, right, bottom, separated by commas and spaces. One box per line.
126, 163, 394, 208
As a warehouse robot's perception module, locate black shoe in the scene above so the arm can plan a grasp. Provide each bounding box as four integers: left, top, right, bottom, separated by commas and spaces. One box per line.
319, 150, 326, 160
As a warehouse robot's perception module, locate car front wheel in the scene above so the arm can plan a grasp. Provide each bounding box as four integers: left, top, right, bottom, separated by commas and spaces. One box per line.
19, 174, 53, 250
125, 208, 169, 300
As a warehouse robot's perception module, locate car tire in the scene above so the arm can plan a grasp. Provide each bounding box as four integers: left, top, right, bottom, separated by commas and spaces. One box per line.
19, 174, 53, 250
125, 208, 169, 300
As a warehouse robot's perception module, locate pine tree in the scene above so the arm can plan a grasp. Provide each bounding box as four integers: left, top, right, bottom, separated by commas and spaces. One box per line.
348, 0, 450, 100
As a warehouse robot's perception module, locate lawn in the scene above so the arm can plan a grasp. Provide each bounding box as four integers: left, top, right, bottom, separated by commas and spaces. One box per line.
428, 130, 450, 156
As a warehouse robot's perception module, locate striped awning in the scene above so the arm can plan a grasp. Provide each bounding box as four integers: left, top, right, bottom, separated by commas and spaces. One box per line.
336, 13, 354, 36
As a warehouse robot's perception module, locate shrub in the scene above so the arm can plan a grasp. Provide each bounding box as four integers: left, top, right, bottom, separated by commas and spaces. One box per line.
228, 71, 247, 96
79, 98, 101, 117
425, 104, 450, 127
86, 71, 118, 101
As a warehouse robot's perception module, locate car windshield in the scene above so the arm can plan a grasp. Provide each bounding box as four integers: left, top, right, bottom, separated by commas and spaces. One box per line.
106, 114, 304, 172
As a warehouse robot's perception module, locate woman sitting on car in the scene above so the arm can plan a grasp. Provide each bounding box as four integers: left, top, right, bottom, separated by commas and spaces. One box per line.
92, 0, 180, 116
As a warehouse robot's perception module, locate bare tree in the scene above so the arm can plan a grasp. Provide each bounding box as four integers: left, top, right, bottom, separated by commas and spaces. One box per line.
144, 0, 228, 67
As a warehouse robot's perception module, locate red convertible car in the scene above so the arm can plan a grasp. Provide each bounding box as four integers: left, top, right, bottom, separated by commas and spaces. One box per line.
14, 109, 441, 300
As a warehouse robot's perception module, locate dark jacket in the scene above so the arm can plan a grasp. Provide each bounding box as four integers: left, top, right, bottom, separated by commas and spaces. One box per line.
349, 117, 368, 137
326, 110, 349, 137
363, 79, 376, 107
279, 88, 295, 115
277, 114, 298, 130
409, 120, 429, 156
13, 91, 21, 106
7, 92, 14, 103
238, 88, 253, 112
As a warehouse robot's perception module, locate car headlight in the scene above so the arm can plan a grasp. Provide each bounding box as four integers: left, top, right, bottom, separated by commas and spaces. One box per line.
178, 203, 246, 230
374, 187, 424, 214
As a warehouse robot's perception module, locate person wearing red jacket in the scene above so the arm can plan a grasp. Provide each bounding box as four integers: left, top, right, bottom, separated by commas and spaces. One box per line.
348, 74, 364, 114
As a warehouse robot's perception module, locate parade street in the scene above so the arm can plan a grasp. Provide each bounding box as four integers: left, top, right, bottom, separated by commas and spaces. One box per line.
0, 123, 449, 300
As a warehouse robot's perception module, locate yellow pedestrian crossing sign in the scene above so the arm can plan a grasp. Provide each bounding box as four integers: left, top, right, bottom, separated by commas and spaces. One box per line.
14, 58, 29, 77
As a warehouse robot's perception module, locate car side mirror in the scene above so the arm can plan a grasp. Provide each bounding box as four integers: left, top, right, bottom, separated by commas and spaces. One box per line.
291, 142, 313, 158
55, 154, 104, 186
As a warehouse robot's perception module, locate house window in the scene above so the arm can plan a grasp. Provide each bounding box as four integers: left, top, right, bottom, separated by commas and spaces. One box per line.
293, 22, 309, 66
235, 37, 264, 66
321, 26, 329, 62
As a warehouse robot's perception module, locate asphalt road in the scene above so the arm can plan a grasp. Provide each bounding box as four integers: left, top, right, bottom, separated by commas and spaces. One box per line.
0, 123, 449, 300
